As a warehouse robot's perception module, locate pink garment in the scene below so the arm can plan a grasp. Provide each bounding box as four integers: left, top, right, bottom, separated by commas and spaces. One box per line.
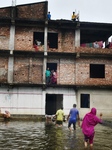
81, 43, 86, 47
33, 44, 39, 51
109, 42, 112, 48
97, 41, 103, 48
51, 71, 57, 84
81, 108, 102, 137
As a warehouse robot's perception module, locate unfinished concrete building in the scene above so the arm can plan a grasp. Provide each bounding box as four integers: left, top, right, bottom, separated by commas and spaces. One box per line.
0, 1, 112, 118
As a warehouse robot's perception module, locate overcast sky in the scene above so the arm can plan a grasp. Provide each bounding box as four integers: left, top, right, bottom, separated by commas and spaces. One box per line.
0, 0, 112, 23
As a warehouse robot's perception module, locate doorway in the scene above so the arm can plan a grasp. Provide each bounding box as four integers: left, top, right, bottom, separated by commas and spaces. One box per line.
45, 94, 63, 115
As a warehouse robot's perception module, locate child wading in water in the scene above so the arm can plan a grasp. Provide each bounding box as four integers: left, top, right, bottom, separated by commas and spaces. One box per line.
81, 108, 103, 149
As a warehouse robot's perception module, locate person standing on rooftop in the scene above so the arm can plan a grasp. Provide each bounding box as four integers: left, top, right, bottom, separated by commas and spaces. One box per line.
47, 12, 51, 20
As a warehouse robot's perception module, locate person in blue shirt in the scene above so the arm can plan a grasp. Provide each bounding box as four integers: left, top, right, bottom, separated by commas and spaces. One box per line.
45, 68, 51, 84
67, 104, 80, 131
47, 12, 51, 20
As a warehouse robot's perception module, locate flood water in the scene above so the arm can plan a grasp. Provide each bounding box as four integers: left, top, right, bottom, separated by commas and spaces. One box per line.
0, 121, 112, 150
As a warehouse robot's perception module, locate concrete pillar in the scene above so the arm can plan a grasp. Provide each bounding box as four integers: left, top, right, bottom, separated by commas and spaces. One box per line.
75, 28, 80, 47
42, 90, 46, 115
8, 57, 14, 83
9, 25, 15, 51
43, 24, 48, 84
44, 23, 48, 55
29, 57, 32, 83
8, 25, 15, 83
43, 58, 47, 84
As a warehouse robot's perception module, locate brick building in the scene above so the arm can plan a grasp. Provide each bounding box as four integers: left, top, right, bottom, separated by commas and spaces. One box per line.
0, 1, 112, 118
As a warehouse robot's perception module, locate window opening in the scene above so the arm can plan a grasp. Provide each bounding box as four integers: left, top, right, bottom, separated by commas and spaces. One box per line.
33, 32, 44, 51
80, 94, 90, 108
90, 64, 105, 78
33, 32, 58, 50
48, 33, 58, 49
33, 32, 44, 45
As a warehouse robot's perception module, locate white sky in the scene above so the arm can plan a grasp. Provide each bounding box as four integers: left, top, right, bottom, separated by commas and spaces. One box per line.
0, 0, 112, 23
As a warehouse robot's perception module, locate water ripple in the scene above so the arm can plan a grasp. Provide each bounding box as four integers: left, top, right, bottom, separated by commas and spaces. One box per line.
0, 121, 111, 150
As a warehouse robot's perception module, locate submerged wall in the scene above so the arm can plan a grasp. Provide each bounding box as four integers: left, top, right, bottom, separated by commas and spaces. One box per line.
0, 86, 112, 118
0, 87, 76, 116
77, 89, 112, 118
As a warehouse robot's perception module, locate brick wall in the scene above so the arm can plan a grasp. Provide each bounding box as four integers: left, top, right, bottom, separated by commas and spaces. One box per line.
47, 57, 112, 86
0, 56, 112, 86
59, 58, 75, 84
76, 58, 112, 85
58, 30, 75, 53
0, 8, 11, 18
13, 57, 43, 84
0, 2, 47, 20
30, 58, 43, 84
15, 27, 44, 51
17, 2, 46, 20
48, 28, 75, 53
0, 26, 10, 50
0, 57, 8, 82
15, 27, 33, 51
75, 47, 112, 54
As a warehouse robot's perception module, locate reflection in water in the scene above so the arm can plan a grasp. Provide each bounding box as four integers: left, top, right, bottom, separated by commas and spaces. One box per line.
0, 121, 111, 150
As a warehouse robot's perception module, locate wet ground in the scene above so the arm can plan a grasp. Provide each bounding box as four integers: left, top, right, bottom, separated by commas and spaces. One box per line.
0, 121, 112, 150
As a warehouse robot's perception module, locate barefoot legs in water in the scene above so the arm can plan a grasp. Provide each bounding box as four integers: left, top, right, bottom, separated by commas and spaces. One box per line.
84, 141, 93, 150
90, 144, 93, 150
84, 141, 88, 148
69, 127, 72, 131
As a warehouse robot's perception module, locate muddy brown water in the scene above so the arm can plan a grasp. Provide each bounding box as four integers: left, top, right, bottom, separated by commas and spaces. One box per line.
0, 121, 111, 150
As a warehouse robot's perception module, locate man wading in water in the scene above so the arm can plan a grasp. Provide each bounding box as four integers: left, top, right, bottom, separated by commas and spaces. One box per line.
67, 104, 80, 131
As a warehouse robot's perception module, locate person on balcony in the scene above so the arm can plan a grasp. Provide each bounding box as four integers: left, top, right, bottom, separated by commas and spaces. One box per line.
93, 41, 99, 48
50, 70, 57, 84
45, 68, 51, 84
